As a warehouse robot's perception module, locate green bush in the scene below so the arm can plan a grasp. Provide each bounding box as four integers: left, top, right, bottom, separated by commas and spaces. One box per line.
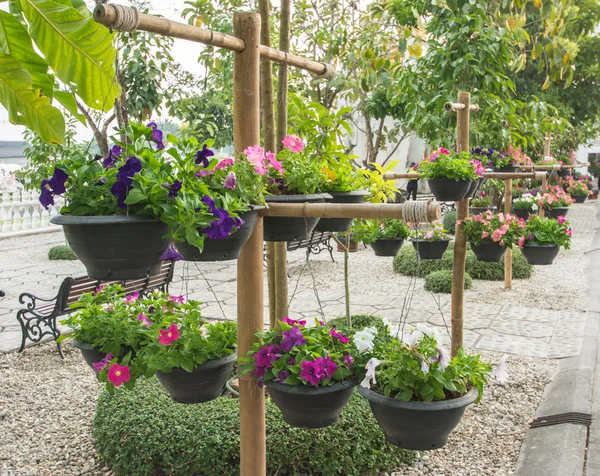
424, 270, 472, 293
392, 244, 454, 277
328, 314, 388, 337
48, 245, 78, 260
93, 378, 415, 476
465, 248, 533, 280
443, 211, 457, 235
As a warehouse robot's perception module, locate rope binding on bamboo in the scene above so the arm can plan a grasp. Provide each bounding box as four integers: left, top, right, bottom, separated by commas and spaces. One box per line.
110, 4, 140, 32
402, 199, 431, 223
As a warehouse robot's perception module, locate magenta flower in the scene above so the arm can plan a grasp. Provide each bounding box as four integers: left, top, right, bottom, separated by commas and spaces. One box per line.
342, 353, 354, 367
224, 172, 237, 190
265, 151, 285, 174
92, 352, 113, 373
158, 323, 180, 345
314, 356, 337, 379
280, 317, 306, 327
107, 363, 131, 387
124, 291, 139, 304
282, 134, 304, 153
330, 328, 349, 344
281, 326, 306, 352
137, 313, 153, 327
215, 158, 234, 169
254, 344, 282, 369
160, 242, 184, 261
557, 216, 567, 224
300, 360, 323, 386
169, 295, 186, 304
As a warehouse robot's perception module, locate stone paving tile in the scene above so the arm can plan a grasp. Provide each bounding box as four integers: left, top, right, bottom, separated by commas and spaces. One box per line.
476, 332, 549, 357
546, 336, 584, 359
553, 313, 589, 337
496, 305, 560, 324
490, 318, 555, 339
428, 312, 493, 330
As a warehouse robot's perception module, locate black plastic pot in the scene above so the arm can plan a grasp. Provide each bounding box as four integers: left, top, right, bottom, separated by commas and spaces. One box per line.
512, 208, 533, 220
358, 387, 478, 450
176, 209, 260, 261
546, 207, 570, 219
559, 168, 571, 178
370, 238, 405, 257
71, 339, 107, 371
469, 241, 507, 262
50, 215, 169, 280
265, 379, 357, 428
463, 180, 479, 199
427, 179, 473, 202
469, 206, 496, 215
156, 352, 237, 404
314, 191, 369, 232
493, 165, 520, 173
571, 194, 588, 204
521, 243, 560, 265
263, 194, 330, 242
411, 239, 450, 260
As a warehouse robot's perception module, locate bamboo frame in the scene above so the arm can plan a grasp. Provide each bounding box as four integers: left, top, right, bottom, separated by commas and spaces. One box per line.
504, 179, 513, 289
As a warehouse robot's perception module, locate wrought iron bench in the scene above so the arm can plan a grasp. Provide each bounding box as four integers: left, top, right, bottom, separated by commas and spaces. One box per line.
287, 231, 334, 262
16, 261, 175, 359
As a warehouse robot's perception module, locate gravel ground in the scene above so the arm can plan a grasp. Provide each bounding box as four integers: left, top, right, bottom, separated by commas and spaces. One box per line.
289, 201, 599, 312
0, 340, 555, 475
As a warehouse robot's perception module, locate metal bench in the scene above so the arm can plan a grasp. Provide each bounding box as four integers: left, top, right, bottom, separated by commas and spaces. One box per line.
16, 261, 175, 359
287, 231, 334, 262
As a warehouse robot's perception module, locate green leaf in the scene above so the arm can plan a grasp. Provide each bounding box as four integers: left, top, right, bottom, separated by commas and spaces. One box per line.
399, 389, 413, 401
123, 188, 146, 205
0, 10, 54, 97
53, 90, 85, 124
20, 0, 120, 112
0, 52, 64, 143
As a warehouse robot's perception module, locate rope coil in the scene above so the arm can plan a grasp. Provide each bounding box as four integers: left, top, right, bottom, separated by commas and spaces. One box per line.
112, 4, 140, 32
402, 199, 431, 223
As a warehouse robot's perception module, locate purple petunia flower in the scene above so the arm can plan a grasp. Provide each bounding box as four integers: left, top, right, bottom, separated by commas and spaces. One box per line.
48, 168, 68, 195
254, 344, 282, 369
342, 353, 354, 367
39, 180, 54, 209
288, 358, 296, 366
300, 361, 322, 386
92, 353, 113, 373
202, 208, 244, 240
224, 172, 237, 190
167, 180, 182, 199
330, 328, 349, 344
202, 195, 217, 214
195, 144, 215, 167
281, 326, 306, 353
275, 370, 290, 383
147, 122, 165, 150
159, 241, 183, 261
110, 180, 129, 208
314, 356, 337, 379
116, 157, 142, 186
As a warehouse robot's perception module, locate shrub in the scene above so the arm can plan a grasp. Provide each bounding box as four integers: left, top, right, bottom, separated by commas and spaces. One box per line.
392, 245, 454, 277
465, 248, 533, 280
93, 378, 415, 476
48, 245, 77, 260
425, 270, 472, 293
328, 314, 388, 337
442, 211, 457, 234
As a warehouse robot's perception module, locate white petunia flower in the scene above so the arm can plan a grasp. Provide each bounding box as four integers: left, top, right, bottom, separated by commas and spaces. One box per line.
354, 329, 376, 353
401, 329, 423, 346
360, 358, 381, 388
420, 357, 430, 375
415, 324, 441, 343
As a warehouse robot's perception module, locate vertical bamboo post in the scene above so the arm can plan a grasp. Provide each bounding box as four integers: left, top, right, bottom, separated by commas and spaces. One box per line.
267, 244, 276, 326
504, 179, 513, 290
539, 173, 548, 218
234, 12, 266, 476
451, 91, 471, 357
544, 137, 551, 158
274, 242, 289, 320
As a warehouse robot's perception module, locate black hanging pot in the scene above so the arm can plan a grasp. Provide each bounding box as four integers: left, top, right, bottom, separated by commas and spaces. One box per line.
469, 241, 507, 262
156, 352, 237, 404
473, 177, 486, 196
177, 208, 261, 261
370, 238, 405, 257
358, 386, 478, 450
50, 215, 169, 280
265, 379, 356, 428
427, 179, 473, 202
546, 207, 570, 219
512, 208, 533, 220
521, 243, 560, 265
469, 206, 497, 215
559, 168, 571, 178
493, 165, 519, 173
463, 180, 479, 199
263, 194, 330, 242
314, 191, 369, 232
571, 194, 588, 204
71, 339, 107, 371
411, 239, 450, 260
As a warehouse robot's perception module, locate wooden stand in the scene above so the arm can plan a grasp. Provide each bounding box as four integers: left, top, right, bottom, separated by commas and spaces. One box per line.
504, 179, 513, 290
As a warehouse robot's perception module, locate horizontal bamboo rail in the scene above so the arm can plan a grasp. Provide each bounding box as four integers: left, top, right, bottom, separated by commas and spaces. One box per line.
521, 164, 586, 170
259, 202, 441, 222
93, 4, 334, 78
383, 172, 547, 180
444, 102, 480, 112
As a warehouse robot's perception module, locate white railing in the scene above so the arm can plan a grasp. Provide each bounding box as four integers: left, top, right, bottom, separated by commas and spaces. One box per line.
0, 191, 64, 234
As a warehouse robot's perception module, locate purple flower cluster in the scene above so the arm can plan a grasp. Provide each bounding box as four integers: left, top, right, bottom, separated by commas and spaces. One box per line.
299, 357, 338, 386
102, 145, 122, 169
110, 157, 142, 208
195, 144, 214, 167
281, 326, 306, 352
254, 344, 283, 384
201, 195, 244, 240
147, 122, 165, 150
39, 168, 68, 209
166, 180, 182, 199
471, 147, 513, 168
160, 241, 184, 261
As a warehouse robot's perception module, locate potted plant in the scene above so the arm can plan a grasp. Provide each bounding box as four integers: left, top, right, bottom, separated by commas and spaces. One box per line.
469, 192, 496, 215
240, 318, 357, 428
356, 325, 491, 450
472, 147, 519, 173
353, 219, 410, 256
461, 211, 525, 262
409, 223, 451, 260
564, 177, 591, 204
518, 215, 572, 265
538, 186, 573, 219
512, 192, 541, 219
417, 148, 479, 201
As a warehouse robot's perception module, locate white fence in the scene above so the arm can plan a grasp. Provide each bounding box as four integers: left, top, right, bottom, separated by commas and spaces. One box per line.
0, 191, 64, 234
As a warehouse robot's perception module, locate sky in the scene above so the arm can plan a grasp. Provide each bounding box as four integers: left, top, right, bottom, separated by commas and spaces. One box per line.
0, 0, 210, 143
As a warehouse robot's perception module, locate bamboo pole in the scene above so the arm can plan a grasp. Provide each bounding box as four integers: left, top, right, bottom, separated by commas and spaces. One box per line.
540, 172, 548, 218
451, 91, 471, 357
544, 137, 552, 157
234, 13, 266, 476
504, 179, 513, 290
384, 172, 544, 180
259, 202, 441, 222
93, 4, 334, 78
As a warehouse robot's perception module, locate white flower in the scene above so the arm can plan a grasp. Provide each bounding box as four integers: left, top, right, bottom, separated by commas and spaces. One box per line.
494, 354, 509, 382
360, 358, 381, 388
401, 329, 423, 346
431, 345, 451, 370
354, 329, 376, 353
365, 326, 378, 335
415, 324, 441, 343
420, 357, 430, 375
531, 204, 538, 211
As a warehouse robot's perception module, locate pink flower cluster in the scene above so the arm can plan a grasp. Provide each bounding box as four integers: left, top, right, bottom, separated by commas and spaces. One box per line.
300, 356, 337, 386
469, 159, 485, 177
158, 323, 180, 345
243, 145, 285, 175
462, 211, 525, 248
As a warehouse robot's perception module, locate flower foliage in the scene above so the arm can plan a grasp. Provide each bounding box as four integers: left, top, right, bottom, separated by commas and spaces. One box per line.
352, 219, 410, 245
417, 148, 480, 181
513, 192, 542, 210
470, 192, 492, 208
563, 176, 591, 196
461, 211, 525, 248
538, 186, 574, 210
240, 318, 355, 388
471, 147, 515, 169
409, 223, 449, 241
523, 215, 572, 249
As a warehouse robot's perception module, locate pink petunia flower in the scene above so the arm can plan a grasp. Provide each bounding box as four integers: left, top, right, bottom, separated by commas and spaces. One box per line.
138, 313, 153, 327
265, 151, 285, 174
244, 145, 268, 174
481, 231, 489, 239
92, 352, 113, 373
159, 323, 180, 345
491, 230, 503, 242
195, 169, 214, 177
124, 292, 139, 304
518, 236, 525, 249
282, 134, 304, 153
557, 216, 567, 224
107, 363, 130, 387
215, 158, 234, 170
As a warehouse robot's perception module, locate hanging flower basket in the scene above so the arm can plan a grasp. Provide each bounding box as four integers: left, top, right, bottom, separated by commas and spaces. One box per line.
358, 386, 478, 450
263, 194, 329, 242
266, 379, 357, 428
176, 209, 261, 261
559, 168, 571, 178
463, 179, 480, 199
571, 194, 588, 204
521, 244, 560, 265
50, 215, 169, 280
546, 207, 570, 219
156, 352, 237, 404
411, 239, 450, 260
314, 191, 369, 232
71, 339, 108, 371
370, 238, 405, 257
493, 165, 519, 173
469, 241, 507, 262
470, 206, 497, 216
427, 179, 473, 202
512, 208, 533, 220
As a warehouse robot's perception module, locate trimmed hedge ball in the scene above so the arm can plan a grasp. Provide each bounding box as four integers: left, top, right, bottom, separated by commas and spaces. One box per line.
392, 245, 454, 277
425, 270, 472, 293
442, 211, 457, 235
48, 245, 78, 261
465, 247, 533, 281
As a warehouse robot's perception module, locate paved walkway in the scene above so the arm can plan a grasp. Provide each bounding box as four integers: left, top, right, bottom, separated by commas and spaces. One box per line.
0, 232, 594, 359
